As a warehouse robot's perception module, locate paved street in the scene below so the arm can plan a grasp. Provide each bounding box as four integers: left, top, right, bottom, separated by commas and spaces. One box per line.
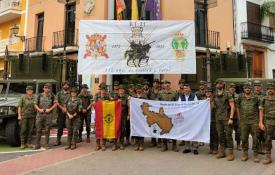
1, 136, 274, 175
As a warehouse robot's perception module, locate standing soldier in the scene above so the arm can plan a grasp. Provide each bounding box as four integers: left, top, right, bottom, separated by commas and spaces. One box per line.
236, 83, 260, 162
128, 84, 136, 97
157, 80, 179, 152
259, 83, 275, 165
179, 84, 199, 155
64, 87, 82, 150
228, 83, 241, 151
34, 83, 56, 149
178, 79, 185, 147
94, 83, 113, 151
214, 80, 235, 161
149, 79, 161, 147
143, 81, 150, 98
55, 81, 70, 146
253, 80, 265, 154
78, 84, 93, 143
110, 81, 120, 99
117, 85, 130, 150
196, 80, 207, 100
134, 84, 148, 151
205, 87, 219, 154
18, 86, 36, 149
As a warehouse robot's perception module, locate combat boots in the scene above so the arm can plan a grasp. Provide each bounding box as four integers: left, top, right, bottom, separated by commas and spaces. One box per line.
65, 142, 71, 150
112, 143, 118, 151
236, 144, 242, 151
216, 147, 226, 159
54, 136, 61, 146
241, 151, 248, 161
86, 135, 90, 143
263, 154, 272, 165
253, 152, 260, 163
71, 140, 76, 150
226, 149, 235, 161
139, 143, 144, 151
119, 139, 125, 150
161, 144, 168, 152
95, 140, 101, 151
20, 139, 26, 149
172, 144, 179, 152
34, 132, 42, 150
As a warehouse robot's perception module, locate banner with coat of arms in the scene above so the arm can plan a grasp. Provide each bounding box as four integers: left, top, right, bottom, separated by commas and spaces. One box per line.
78, 20, 196, 74
130, 98, 210, 143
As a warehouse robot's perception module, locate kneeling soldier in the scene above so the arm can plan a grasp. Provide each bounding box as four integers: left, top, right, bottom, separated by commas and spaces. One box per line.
237, 83, 260, 162
65, 87, 82, 150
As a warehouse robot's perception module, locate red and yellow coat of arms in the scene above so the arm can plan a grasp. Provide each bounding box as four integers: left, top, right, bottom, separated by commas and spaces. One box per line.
84, 34, 109, 59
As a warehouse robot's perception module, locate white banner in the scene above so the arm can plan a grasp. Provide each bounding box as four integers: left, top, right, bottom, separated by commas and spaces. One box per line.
130, 98, 210, 143
78, 20, 196, 74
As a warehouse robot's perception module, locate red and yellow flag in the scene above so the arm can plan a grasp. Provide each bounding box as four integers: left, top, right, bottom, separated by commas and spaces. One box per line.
116, 0, 126, 20
95, 101, 122, 139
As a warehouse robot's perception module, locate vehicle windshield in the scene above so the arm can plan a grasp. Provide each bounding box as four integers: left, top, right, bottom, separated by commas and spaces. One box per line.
0, 82, 36, 96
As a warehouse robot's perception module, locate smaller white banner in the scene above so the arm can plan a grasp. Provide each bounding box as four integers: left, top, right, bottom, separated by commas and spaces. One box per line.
130, 98, 210, 143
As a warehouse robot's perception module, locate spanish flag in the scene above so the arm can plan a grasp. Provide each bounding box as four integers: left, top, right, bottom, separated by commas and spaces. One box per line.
95, 101, 122, 139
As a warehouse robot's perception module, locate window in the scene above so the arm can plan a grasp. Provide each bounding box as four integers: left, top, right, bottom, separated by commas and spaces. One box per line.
195, 1, 207, 47
66, 3, 76, 46
36, 13, 44, 51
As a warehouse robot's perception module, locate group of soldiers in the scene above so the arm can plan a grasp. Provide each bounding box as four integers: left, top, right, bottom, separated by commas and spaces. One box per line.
17, 78, 275, 165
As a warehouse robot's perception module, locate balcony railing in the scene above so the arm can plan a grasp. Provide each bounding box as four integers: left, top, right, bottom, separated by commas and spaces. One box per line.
52, 29, 78, 49
0, 37, 19, 52
25, 36, 45, 52
196, 30, 220, 49
0, 0, 21, 13
241, 22, 274, 43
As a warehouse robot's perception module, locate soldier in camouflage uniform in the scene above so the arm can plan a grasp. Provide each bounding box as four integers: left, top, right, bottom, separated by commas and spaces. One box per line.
18, 86, 36, 149
110, 81, 119, 99
213, 80, 235, 161
196, 80, 207, 100
116, 85, 130, 150
128, 84, 136, 97
34, 83, 57, 149
157, 80, 179, 152
143, 81, 150, 98
78, 84, 93, 143
236, 83, 260, 162
259, 83, 275, 165
206, 87, 219, 154
55, 81, 70, 146
134, 84, 148, 151
93, 83, 113, 151
149, 79, 162, 147
253, 80, 265, 154
228, 83, 241, 151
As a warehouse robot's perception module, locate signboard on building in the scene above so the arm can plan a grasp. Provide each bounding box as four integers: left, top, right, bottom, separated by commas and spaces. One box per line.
78, 20, 196, 74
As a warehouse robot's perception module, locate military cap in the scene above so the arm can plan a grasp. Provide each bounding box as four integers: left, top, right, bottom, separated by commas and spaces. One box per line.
253, 80, 262, 86
44, 83, 52, 88
113, 81, 120, 86
215, 80, 224, 84
118, 84, 125, 89
153, 79, 160, 83
178, 79, 185, 84
70, 87, 78, 92
136, 84, 143, 89
62, 81, 70, 86
81, 84, 89, 89
229, 83, 236, 88
242, 83, 251, 89
267, 83, 275, 89
143, 81, 150, 86
128, 84, 134, 88
205, 87, 213, 92
160, 80, 165, 84
164, 80, 171, 84
199, 80, 207, 85
99, 82, 106, 88
99, 84, 107, 90
26, 85, 34, 90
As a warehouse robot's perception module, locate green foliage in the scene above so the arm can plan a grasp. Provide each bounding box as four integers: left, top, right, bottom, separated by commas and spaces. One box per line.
261, 0, 275, 20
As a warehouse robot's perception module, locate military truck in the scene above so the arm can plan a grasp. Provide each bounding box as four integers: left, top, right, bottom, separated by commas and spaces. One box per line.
0, 79, 59, 146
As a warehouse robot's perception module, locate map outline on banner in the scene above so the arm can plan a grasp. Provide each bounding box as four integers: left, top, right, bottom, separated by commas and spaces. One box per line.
78, 20, 196, 74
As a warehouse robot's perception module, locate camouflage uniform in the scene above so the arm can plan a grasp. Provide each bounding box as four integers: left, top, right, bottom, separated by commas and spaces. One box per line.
237, 89, 260, 161
18, 92, 36, 148
35, 92, 56, 149
78, 91, 93, 142
196, 81, 207, 100
213, 87, 235, 159
55, 89, 70, 144
259, 88, 275, 164
157, 86, 178, 152
65, 93, 82, 150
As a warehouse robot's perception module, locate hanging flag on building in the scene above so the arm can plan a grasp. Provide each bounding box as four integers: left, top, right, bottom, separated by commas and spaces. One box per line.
131, 0, 139, 20
116, 0, 126, 20
145, 0, 161, 20
95, 101, 122, 139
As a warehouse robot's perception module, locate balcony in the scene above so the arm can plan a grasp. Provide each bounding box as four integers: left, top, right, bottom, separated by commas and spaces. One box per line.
0, 0, 22, 23
25, 36, 45, 52
52, 29, 78, 49
0, 37, 19, 53
241, 22, 274, 43
196, 30, 220, 49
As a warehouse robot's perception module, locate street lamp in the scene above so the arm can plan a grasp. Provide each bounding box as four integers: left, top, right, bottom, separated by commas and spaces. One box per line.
57, 0, 79, 84
10, 25, 25, 41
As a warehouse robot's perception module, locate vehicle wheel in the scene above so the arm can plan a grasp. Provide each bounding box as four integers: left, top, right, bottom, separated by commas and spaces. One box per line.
5, 119, 20, 146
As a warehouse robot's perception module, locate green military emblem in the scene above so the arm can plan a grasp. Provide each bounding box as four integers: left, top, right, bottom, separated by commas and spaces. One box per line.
104, 114, 114, 124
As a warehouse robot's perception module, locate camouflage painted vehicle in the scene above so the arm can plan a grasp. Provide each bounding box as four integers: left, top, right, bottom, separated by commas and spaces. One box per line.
0, 79, 59, 146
